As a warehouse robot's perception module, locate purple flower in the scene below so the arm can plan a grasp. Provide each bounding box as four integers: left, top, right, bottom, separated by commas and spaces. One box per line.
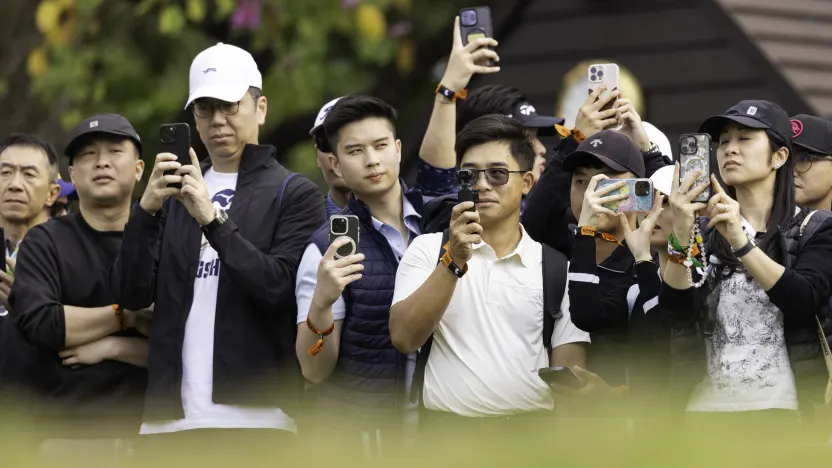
230, 0, 261, 31
342, 0, 360, 9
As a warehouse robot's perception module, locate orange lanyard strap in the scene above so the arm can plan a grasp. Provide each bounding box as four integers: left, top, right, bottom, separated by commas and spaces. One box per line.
579, 226, 623, 247
306, 317, 335, 356
112, 304, 126, 331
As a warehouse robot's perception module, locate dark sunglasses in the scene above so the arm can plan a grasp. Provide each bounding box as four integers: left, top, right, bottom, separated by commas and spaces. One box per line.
456, 168, 525, 186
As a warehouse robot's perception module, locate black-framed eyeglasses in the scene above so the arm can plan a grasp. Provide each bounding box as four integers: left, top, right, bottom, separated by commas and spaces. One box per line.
457, 167, 525, 186
795, 152, 832, 174
192, 99, 243, 119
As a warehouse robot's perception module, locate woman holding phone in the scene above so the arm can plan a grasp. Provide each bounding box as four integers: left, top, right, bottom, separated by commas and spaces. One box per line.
660, 100, 832, 429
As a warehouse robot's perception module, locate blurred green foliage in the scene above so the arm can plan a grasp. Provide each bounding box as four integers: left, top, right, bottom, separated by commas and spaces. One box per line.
25, 0, 464, 190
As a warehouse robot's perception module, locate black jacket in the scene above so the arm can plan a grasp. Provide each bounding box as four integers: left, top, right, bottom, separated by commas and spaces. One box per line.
523, 135, 671, 386
523, 135, 670, 257
112, 144, 325, 421
662, 208, 832, 414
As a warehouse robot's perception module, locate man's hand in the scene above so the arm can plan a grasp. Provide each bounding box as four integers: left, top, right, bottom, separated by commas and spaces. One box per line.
139, 153, 183, 215
619, 194, 665, 262
311, 238, 365, 310
574, 86, 620, 138
577, 174, 627, 228
0, 257, 15, 310
614, 97, 651, 151
448, 202, 482, 266
59, 336, 119, 367
550, 366, 617, 402
177, 148, 215, 226
441, 16, 500, 92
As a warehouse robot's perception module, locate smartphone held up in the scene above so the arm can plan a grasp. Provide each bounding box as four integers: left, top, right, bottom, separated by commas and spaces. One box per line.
329, 215, 360, 260
459, 6, 496, 67
588, 63, 620, 113
678, 133, 712, 203
597, 178, 654, 213
159, 123, 191, 189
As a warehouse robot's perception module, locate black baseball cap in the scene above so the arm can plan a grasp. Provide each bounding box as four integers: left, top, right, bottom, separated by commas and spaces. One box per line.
699, 100, 791, 145
790, 114, 832, 155
507, 102, 565, 137
562, 130, 646, 178
64, 114, 143, 160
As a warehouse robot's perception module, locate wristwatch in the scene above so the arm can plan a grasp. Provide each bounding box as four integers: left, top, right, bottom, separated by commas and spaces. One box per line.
201, 207, 228, 233
731, 232, 757, 258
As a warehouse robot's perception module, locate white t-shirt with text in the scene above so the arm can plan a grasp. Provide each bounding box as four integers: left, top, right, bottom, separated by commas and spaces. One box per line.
141, 169, 295, 434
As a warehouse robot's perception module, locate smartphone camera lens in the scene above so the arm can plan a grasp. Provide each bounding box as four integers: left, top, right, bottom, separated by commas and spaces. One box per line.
460, 9, 478, 27
331, 217, 348, 235
597, 69, 604, 78
160, 125, 176, 144
635, 181, 650, 197
590, 67, 597, 74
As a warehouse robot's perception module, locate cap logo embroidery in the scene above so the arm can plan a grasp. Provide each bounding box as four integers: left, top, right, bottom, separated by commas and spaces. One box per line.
203, 68, 217, 74
746, 106, 757, 116
89, 121, 98, 128
590, 139, 602, 148
791, 119, 804, 138
519, 104, 536, 116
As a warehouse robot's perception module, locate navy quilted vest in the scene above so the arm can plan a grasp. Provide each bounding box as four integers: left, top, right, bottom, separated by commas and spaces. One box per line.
308, 186, 424, 427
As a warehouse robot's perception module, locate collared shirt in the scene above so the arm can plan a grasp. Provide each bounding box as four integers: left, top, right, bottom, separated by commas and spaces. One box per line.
295, 193, 422, 403
325, 192, 343, 218
391, 226, 590, 417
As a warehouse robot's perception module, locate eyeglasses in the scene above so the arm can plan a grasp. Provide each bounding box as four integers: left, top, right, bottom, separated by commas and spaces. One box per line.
456, 168, 525, 186
192, 99, 243, 119
794, 152, 832, 174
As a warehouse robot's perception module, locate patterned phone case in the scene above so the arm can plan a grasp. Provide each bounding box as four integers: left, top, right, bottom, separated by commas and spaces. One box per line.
597, 179, 654, 213
679, 134, 712, 203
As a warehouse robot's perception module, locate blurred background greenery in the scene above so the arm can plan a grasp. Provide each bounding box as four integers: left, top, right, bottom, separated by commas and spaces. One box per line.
2, 0, 476, 194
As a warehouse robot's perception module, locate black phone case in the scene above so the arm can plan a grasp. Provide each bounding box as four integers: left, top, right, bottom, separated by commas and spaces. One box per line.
329, 215, 360, 259
459, 6, 495, 67
160, 123, 191, 189
538, 367, 578, 386
458, 185, 479, 214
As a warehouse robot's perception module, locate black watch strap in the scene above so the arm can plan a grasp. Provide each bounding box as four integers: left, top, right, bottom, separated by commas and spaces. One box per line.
732, 236, 757, 258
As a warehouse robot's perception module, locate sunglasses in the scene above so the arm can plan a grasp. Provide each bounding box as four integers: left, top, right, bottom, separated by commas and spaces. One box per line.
456, 168, 525, 186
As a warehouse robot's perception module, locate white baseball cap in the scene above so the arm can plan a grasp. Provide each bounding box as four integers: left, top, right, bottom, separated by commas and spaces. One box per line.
650, 164, 674, 197
185, 43, 262, 109
310, 97, 343, 135
643, 121, 673, 161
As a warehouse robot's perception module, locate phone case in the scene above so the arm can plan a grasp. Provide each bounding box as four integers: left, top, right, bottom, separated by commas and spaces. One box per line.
329, 215, 360, 259
458, 185, 479, 212
538, 367, 579, 386
588, 63, 620, 112
160, 123, 191, 189
597, 178, 654, 213
679, 134, 712, 203
459, 6, 495, 67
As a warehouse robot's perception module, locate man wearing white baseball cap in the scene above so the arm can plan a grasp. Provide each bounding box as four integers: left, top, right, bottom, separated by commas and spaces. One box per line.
114, 42, 325, 452
310, 97, 351, 217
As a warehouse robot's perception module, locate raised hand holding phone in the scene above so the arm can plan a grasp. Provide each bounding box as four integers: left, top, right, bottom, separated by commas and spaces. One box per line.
442, 15, 500, 93
313, 238, 365, 309
614, 96, 651, 151
448, 201, 482, 267
619, 194, 665, 262
577, 174, 627, 228
574, 86, 620, 139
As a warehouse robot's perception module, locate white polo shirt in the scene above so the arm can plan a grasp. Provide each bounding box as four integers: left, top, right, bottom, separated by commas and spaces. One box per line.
391, 226, 590, 417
